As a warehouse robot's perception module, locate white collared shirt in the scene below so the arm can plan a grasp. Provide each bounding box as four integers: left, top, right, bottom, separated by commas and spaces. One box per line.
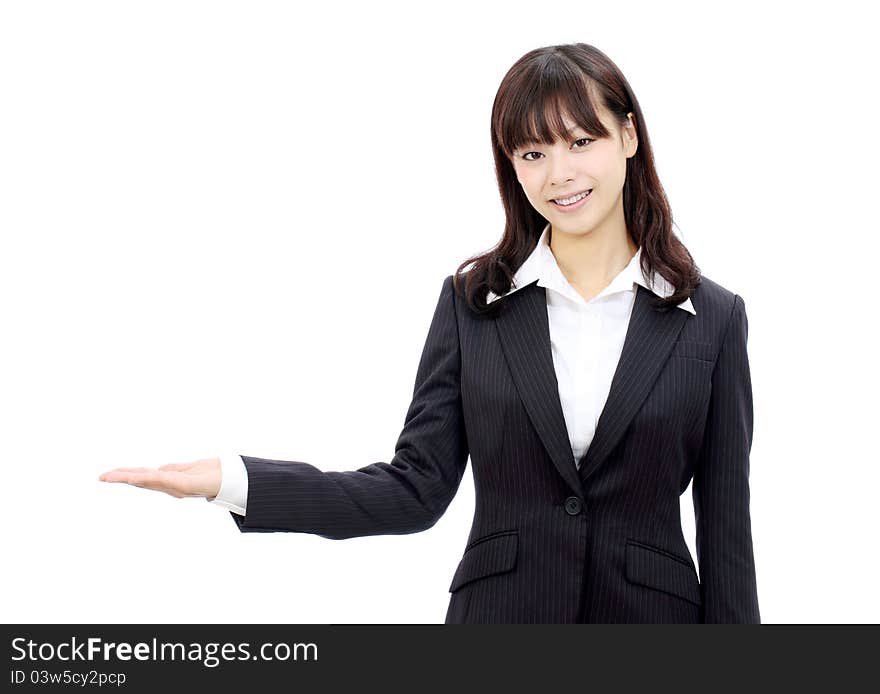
209, 221, 695, 516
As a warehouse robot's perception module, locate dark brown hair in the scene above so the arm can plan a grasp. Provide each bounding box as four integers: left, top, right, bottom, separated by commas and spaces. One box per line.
453, 43, 701, 315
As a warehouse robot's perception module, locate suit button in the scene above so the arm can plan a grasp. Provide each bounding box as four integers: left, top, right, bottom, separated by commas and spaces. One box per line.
564, 496, 583, 515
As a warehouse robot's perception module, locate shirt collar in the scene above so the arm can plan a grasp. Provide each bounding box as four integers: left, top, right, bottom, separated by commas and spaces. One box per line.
486, 222, 696, 315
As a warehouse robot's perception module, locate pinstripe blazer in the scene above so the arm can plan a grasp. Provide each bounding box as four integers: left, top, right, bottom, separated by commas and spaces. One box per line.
229, 271, 760, 624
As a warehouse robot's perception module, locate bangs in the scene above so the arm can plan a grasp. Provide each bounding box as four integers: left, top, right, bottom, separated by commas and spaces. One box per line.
497, 70, 612, 158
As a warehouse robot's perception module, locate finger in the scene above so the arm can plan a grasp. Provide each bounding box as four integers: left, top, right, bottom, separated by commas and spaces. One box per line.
99, 475, 135, 483
99, 471, 129, 482
99, 470, 154, 484
100, 470, 190, 498
100, 470, 160, 487
101, 467, 156, 474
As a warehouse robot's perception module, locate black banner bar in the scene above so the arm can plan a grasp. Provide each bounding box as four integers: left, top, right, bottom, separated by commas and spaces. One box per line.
2, 624, 877, 691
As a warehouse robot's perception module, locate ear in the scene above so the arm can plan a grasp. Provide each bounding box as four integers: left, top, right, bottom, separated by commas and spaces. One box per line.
623, 112, 638, 158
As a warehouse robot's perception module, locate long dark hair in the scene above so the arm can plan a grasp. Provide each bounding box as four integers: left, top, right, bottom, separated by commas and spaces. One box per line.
453, 43, 701, 316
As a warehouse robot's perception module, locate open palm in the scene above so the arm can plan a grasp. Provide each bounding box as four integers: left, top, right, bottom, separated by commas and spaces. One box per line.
99, 457, 221, 499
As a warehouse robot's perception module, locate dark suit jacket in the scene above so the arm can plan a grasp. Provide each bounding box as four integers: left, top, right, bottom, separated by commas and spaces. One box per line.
230, 272, 760, 624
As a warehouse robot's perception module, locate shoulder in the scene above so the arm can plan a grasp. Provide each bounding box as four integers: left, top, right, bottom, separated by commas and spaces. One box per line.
690, 274, 743, 318
687, 274, 748, 343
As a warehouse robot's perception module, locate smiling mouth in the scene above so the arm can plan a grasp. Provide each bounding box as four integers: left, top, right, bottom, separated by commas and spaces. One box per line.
551, 189, 593, 206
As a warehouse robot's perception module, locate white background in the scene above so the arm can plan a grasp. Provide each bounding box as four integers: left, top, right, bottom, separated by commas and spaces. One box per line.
1, 0, 877, 624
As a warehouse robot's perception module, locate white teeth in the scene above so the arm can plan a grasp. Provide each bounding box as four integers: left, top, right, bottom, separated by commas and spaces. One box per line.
554, 190, 591, 206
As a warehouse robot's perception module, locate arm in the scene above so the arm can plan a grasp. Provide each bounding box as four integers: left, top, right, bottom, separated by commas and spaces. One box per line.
230, 274, 469, 539
692, 294, 761, 623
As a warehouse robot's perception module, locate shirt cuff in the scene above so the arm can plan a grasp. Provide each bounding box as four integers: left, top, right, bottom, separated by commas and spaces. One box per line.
207, 453, 248, 516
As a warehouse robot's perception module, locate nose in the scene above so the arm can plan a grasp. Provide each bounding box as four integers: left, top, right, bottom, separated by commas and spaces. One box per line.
547, 151, 577, 189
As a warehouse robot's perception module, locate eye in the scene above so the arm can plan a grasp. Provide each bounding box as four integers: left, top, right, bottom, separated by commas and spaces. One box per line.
520, 137, 595, 161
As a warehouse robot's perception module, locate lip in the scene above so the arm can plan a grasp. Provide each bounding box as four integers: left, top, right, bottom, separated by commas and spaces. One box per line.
550, 188, 593, 213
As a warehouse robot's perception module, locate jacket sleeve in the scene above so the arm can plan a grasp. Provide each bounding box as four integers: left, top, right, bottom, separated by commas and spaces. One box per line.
229, 274, 470, 539
692, 294, 761, 623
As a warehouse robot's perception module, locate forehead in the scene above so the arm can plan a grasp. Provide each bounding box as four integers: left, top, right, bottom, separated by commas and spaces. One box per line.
522, 99, 616, 145
498, 76, 619, 157
520, 110, 610, 145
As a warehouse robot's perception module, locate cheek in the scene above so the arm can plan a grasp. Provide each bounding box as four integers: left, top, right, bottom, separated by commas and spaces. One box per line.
590, 147, 624, 178
517, 175, 542, 201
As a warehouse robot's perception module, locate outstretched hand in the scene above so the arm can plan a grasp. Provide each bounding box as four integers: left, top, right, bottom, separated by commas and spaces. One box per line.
98, 458, 221, 500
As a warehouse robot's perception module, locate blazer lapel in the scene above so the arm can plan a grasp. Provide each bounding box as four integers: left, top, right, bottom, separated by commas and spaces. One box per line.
494, 282, 690, 496
493, 281, 585, 497
576, 284, 690, 483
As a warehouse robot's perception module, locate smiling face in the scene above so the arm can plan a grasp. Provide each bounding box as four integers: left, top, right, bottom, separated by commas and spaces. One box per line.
510, 102, 638, 241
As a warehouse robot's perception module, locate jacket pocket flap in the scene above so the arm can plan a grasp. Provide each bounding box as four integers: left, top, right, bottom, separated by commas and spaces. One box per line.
449, 531, 518, 593
671, 340, 714, 362
625, 540, 701, 606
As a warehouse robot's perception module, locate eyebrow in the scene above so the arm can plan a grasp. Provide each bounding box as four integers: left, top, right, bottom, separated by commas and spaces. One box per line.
519, 127, 587, 148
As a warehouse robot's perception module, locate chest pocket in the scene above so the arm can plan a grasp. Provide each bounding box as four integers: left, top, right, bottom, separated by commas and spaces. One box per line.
671, 340, 715, 363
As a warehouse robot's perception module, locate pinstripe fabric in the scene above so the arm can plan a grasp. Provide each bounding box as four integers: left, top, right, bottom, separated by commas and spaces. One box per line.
229, 272, 760, 624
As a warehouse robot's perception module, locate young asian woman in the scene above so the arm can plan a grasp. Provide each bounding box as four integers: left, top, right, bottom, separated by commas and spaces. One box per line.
99, 42, 760, 624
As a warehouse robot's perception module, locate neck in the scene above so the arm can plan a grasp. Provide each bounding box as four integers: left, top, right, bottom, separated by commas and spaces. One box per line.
548, 207, 637, 293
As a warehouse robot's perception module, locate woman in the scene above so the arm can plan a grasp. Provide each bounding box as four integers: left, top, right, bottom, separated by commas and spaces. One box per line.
100, 43, 760, 624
